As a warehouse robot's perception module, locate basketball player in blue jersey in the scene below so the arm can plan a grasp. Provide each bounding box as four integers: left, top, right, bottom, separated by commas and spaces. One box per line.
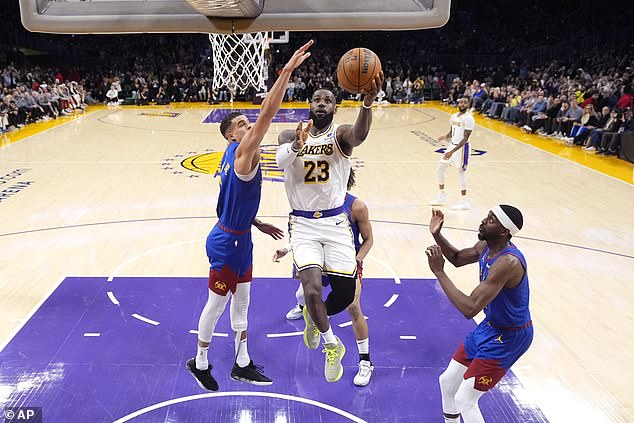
276, 71, 383, 383
274, 169, 375, 386
186, 40, 314, 392
425, 206, 533, 423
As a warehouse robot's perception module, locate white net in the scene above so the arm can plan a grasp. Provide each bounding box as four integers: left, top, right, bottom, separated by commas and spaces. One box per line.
208, 32, 269, 94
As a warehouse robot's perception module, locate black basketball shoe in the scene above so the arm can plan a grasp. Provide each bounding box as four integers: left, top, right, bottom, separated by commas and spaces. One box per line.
230, 360, 273, 386
186, 358, 219, 391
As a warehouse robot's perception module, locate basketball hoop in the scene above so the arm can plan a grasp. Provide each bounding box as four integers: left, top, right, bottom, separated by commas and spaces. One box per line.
208, 31, 270, 94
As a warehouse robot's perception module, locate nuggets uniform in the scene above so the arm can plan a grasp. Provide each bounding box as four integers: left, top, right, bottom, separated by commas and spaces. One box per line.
453, 242, 533, 391
206, 141, 262, 296
441, 111, 475, 171
283, 122, 356, 277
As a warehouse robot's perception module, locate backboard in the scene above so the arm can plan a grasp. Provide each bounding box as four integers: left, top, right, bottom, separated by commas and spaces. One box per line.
19, 0, 451, 34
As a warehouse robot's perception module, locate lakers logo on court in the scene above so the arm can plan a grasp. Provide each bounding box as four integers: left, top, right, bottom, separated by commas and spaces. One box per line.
178, 144, 285, 182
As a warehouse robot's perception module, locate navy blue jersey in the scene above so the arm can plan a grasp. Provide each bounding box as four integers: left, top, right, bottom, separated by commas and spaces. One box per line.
479, 242, 531, 328
216, 142, 262, 232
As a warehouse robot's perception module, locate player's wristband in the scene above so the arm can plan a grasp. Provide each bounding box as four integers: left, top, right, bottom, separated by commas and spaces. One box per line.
362, 103, 372, 109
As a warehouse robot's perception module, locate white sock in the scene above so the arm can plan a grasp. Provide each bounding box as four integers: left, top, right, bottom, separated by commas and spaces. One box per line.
439, 360, 468, 422
455, 377, 485, 423
356, 338, 369, 355
439, 189, 446, 196
196, 345, 209, 370
296, 283, 305, 306
321, 326, 337, 345
235, 334, 250, 367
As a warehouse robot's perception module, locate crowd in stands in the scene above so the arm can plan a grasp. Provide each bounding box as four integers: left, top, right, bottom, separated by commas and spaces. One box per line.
444, 60, 634, 156
1, 0, 632, 157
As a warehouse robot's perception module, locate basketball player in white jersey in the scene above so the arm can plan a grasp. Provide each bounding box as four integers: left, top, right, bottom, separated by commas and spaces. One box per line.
430, 97, 475, 210
276, 72, 383, 383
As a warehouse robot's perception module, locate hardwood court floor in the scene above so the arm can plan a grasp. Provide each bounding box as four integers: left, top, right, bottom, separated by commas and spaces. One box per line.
0, 102, 633, 422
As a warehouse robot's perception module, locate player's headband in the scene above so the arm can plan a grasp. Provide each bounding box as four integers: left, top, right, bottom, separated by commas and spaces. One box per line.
491, 205, 520, 236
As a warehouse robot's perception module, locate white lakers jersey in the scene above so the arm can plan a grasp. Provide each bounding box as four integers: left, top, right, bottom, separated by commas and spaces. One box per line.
283, 122, 351, 211
450, 111, 476, 145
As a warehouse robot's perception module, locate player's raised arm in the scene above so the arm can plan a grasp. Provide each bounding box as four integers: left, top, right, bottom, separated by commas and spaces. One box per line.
234, 40, 313, 174
337, 71, 384, 155
276, 120, 312, 169
429, 209, 484, 267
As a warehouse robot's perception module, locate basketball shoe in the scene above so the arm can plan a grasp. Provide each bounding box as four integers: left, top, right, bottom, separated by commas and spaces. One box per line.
323, 336, 346, 382
286, 303, 303, 320
451, 199, 470, 211
186, 358, 219, 391
353, 360, 374, 387
303, 306, 320, 350
430, 193, 448, 206
231, 360, 273, 386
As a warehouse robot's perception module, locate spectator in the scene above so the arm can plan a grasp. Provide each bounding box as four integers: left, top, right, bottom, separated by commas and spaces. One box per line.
565, 104, 599, 145
582, 106, 613, 150
105, 85, 119, 105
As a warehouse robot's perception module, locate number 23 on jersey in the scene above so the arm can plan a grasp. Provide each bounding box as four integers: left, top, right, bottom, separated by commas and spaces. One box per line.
304, 160, 330, 184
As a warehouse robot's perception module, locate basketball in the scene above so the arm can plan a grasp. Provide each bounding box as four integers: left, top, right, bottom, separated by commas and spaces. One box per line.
336, 48, 382, 94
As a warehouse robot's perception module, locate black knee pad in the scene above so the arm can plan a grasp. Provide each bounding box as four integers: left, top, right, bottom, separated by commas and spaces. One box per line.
324, 275, 356, 316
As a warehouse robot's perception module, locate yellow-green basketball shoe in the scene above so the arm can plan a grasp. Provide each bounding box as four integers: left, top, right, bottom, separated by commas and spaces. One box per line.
302, 306, 320, 350
323, 336, 346, 382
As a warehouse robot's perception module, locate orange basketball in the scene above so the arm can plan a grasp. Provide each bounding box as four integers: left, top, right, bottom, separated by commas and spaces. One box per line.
336, 48, 382, 94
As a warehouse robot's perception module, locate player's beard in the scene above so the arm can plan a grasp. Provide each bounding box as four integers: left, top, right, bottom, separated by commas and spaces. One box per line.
477, 225, 491, 241
309, 110, 334, 130
478, 228, 502, 241
458, 104, 468, 113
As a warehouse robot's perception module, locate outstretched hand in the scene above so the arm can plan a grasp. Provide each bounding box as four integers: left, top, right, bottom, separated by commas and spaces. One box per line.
425, 245, 445, 274
272, 247, 289, 262
361, 70, 385, 103
292, 119, 312, 152
256, 222, 284, 240
283, 40, 314, 72
429, 209, 445, 236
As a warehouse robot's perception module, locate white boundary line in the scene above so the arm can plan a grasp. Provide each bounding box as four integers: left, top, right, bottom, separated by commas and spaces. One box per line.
83, 332, 101, 337
400, 335, 417, 340
338, 316, 368, 328
383, 294, 399, 308
266, 331, 303, 338
0, 276, 67, 352
112, 391, 368, 423
131, 313, 160, 326
107, 291, 119, 305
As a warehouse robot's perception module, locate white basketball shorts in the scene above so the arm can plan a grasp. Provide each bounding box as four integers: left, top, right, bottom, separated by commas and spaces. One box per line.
441, 143, 470, 171
288, 213, 357, 277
